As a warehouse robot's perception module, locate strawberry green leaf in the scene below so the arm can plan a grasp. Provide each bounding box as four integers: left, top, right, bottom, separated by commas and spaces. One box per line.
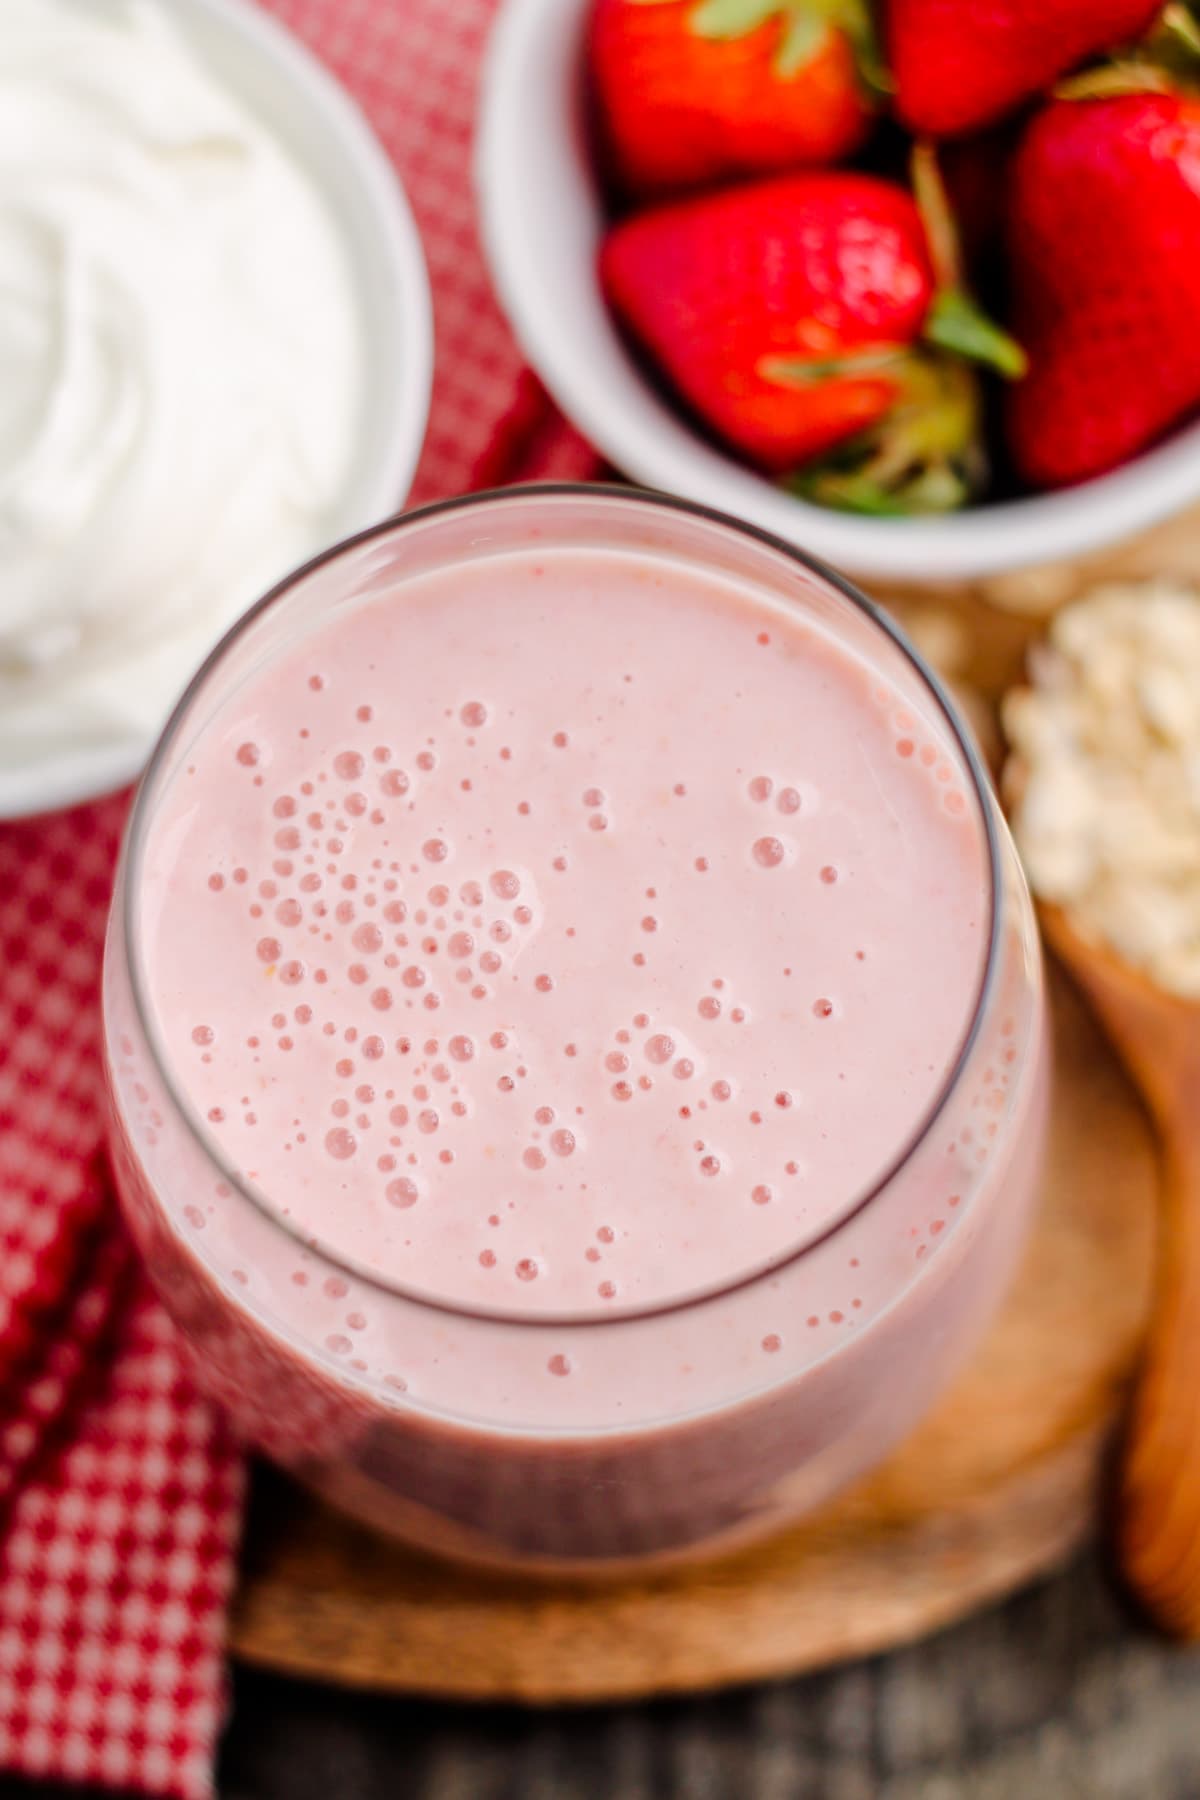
1161, 2, 1200, 57
689, 0, 795, 40
791, 464, 970, 516
684, 0, 888, 89
822, 0, 892, 95
923, 290, 1028, 380
761, 345, 909, 385
690, 0, 836, 78
782, 357, 987, 517
1054, 63, 1173, 98
1054, 4, 1200, 99
775, 9, 831, 75
789, 469, 909, 515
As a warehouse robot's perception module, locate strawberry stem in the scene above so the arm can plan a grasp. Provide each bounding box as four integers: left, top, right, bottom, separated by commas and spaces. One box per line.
910, 140, 961, 291
911, 142, 1027, 380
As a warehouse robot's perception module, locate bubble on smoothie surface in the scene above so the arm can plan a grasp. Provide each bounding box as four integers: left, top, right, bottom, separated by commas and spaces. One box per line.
144, 546, 988, 1331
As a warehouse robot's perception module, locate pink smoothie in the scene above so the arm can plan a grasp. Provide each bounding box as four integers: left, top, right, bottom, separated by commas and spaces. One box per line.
139, 548, 987, 1305
107, 500, 1046, 1565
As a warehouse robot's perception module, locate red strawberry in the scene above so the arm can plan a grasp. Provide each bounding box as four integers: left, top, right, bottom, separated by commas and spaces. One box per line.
1006, 90, 1200, 488
884, 0, 1162, 137
589, 0, 878, 197
602, 173, 931, 469
600, 165, 1025, 508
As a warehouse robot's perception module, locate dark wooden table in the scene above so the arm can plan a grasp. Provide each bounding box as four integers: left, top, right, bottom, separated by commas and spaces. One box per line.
6, 1547, 1200, 1798
217, 1550, 1200, 1797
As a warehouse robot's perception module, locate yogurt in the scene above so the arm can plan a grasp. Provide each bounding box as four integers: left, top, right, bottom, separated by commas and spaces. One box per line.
0, 0, 363, 792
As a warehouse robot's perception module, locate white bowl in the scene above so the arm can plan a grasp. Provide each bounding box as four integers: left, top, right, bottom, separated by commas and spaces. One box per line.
477, 0, 1200, 589
11, 0, 432, 822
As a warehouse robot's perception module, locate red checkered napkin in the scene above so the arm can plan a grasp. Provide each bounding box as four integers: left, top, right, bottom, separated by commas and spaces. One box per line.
0, 801, 244, 1799
0, 3, 596, 1795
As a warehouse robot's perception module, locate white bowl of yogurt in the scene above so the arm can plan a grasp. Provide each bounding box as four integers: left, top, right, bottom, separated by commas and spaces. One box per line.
2, 0, 432, 821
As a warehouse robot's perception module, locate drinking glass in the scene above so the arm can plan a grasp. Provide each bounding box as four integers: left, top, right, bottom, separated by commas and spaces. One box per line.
104, 486, 1049, 1571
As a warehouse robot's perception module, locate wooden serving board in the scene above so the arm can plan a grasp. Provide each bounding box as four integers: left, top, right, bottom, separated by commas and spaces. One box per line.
228, 964, 1159, 1700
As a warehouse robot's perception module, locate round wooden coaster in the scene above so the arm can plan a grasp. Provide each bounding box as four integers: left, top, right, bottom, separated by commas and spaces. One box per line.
228, 966, 1158, 1699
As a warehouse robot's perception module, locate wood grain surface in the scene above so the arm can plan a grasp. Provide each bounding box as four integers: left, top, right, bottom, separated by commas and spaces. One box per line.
228, 965, 1159, 1699
1041, 906, 1200, 1640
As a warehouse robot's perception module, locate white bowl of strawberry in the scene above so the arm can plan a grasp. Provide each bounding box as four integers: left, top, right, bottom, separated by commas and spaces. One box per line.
477, 0, 1200, 585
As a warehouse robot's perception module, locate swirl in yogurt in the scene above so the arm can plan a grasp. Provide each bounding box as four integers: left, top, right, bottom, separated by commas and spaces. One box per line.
0, 0, 364, 785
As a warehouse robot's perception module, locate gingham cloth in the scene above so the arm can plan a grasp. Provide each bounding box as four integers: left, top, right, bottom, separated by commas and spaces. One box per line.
0, 3, 596, 1793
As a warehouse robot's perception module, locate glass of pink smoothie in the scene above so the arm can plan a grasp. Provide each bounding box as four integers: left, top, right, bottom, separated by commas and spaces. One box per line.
104, 486, 1048, 1571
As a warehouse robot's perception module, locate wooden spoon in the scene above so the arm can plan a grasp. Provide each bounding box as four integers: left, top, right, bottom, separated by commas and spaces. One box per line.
1040, 902, 1200, 1637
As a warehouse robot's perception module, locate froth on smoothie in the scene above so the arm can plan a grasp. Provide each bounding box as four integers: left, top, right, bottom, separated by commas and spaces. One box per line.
137, 547, 990, 1319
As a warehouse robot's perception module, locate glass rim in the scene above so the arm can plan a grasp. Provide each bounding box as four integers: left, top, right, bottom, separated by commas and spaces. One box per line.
120, 482, 1004, 1330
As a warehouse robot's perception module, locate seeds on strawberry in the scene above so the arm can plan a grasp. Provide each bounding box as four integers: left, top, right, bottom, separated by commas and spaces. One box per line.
600, 173, 935, 471
884, 0, 1162, 138
601, 155, 1023, 510
1006, 92, 1200, 487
